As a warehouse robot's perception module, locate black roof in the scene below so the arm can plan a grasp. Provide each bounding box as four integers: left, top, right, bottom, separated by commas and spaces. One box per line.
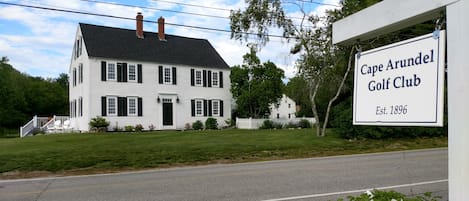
79, 23, 230, 69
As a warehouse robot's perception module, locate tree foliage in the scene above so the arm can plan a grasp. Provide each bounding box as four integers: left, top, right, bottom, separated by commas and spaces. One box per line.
0, 58, 69, 134
230, 46, 284, 118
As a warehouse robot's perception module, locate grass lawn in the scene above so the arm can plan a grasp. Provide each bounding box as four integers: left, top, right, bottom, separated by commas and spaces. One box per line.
0, 129, 447, 179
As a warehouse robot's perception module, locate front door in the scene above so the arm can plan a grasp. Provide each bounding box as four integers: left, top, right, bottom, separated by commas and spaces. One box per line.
162, 98, 173, 126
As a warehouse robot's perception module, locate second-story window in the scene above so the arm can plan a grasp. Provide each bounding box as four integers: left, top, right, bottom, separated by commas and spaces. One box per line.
212, 72, 218, 87
128, 64, 136, 81
107, 63, 116, 81
164, 67, 171, 84
195, 70, 202, 86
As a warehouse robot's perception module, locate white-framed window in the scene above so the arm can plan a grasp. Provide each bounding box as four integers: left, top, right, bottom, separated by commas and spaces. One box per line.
212, 100, 220, 116
195, 70, 202, 86
212, 72, 218, 87
107, 96, 117, 116
78, 63, 83, 83
107, 63, 116, 81
73, 68, 77, 86
195, 99, 203, 116
164, 67, 171, 84
127, 97, 137, 116
128, 64, 136, 81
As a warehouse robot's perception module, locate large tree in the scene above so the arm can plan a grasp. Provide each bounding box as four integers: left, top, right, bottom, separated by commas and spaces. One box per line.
230, 0, 381, 136
231, 46, 284, 118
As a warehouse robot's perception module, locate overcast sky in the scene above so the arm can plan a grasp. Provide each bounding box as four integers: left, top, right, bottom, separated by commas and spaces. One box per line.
0, 0, 340, 79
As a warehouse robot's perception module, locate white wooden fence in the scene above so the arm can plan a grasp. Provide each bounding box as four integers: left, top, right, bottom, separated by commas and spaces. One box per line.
236, 117, 316, 129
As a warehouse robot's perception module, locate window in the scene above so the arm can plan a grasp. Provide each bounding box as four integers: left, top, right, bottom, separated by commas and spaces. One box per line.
73, 68, 77, 86
195, 70, 202, 86
107, 97, 117, 116
277, 113, 280, 119
128, 64, 136, 81
195, 100, 203, 116
107, 63, 116, 81
163, 67, 171, 84
288, 114, 291, 119
212, 100, 220, 116
288, 104, 291, 108
78, 63, 83, 83
128, 97, 137, 116
79, 97, 83, 117
212, 72, 218, 87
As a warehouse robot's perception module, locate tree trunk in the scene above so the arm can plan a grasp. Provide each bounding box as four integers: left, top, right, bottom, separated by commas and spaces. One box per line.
321, 46, 357, 136
308, 78, 321, 136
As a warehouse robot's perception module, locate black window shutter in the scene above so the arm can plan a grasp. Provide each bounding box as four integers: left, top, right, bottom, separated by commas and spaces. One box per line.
137, 64, 142, 83
207, 70, 212, 87
191, 100, 195, 116
123, 63, 128, 82
138, 97, 143, 116
117, 63, 123, 82
203, 100, 208, 116
220, 100, 224, 117
203, 70, 207, 87
101, 61, 107, 81
118, 97, 127, 116
158, 66, 163, 84
172, 67, 177, 85
208, 100, 212, 116
219, 71, 223, 88
190, 69, 195, 86
101, 96, 107, 116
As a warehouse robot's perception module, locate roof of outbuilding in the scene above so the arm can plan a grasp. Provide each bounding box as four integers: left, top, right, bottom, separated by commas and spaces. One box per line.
79, 23, 230, 69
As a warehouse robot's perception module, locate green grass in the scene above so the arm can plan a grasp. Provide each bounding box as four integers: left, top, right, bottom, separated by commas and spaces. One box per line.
0, 129, 447, 178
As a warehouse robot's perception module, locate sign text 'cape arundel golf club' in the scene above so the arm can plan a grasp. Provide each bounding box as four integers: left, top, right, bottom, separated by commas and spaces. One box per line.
353, 31, 445, 126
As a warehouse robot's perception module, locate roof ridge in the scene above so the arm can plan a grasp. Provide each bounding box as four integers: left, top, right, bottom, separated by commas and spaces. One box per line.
79, 22, 207, 41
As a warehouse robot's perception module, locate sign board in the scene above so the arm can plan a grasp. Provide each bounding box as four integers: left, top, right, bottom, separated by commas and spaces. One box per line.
353, 31, 445, 126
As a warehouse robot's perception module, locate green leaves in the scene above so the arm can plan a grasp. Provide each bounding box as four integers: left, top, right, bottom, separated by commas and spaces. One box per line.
230, 48, 284, 118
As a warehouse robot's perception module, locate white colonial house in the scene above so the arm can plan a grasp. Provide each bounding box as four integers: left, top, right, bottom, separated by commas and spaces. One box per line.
69, 13, 231, 131
269, 94, 297, 120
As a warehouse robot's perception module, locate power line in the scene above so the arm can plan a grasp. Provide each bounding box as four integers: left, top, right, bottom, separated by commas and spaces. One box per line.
151, 0, 232, 11
0, 1, 292, 39
80, 0, 229, 19
289, 0, 340, 7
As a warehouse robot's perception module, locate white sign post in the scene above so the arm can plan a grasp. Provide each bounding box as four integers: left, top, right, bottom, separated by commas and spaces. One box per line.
332, 0, 469, 199
353, 31, 445, 126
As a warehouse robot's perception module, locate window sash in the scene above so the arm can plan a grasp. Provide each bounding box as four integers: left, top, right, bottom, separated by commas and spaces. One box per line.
128, 97, 137, 116
164, 67, 171, 84
107, 63, 116, 81
195, 100, 203, 116
212, 72, 218, 87
128, 64, 136, 81
212, 100, 219, 116
107, 97, 117, 116
195, 71, 202, 86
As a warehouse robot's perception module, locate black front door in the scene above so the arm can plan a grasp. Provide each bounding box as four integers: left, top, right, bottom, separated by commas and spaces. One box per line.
162, 101, 173, 126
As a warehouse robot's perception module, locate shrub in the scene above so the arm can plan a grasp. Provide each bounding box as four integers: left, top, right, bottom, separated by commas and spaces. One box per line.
298, 119, 312, 128
285, 122, 298, 129
148, 124, 155, 131
135, 124, 144, 132
274, 122, 283, 129
260, 120, 274, 129
192, 120, 204, 130
342, 190, 441, 201
124, 125, 135, 132
205, 118, 218, 129
89, 116, 109, 132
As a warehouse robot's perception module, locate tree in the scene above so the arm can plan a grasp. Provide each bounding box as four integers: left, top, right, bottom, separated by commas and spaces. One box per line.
1, 56, 9, 64
230, 0, 381, 136
230, 46, 284, 118
284, 76, 313, 117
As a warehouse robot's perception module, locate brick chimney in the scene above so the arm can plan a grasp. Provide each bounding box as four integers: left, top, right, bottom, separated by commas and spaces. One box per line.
158, 16, 165, 41
136, 12, 144, 39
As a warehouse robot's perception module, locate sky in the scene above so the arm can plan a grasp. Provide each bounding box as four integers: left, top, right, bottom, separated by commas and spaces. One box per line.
0, 0, 340, 79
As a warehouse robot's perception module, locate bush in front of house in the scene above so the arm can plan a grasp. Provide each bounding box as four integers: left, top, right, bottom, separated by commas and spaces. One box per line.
192, 120, 204, 130
285, 122, 298, 129
341, 189, 441, 201
124, 125, 134, 132
205, 118, 218, 130
89, 116, 110, 132
135, 124, 144, 132
260, 120, 274, 129
298, 119, 312, 128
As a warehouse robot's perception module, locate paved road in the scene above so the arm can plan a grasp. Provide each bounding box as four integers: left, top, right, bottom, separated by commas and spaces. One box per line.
0, 148, 448, 201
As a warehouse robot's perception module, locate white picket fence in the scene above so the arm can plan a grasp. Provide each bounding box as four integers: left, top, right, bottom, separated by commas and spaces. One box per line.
236, 117, 316, 129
